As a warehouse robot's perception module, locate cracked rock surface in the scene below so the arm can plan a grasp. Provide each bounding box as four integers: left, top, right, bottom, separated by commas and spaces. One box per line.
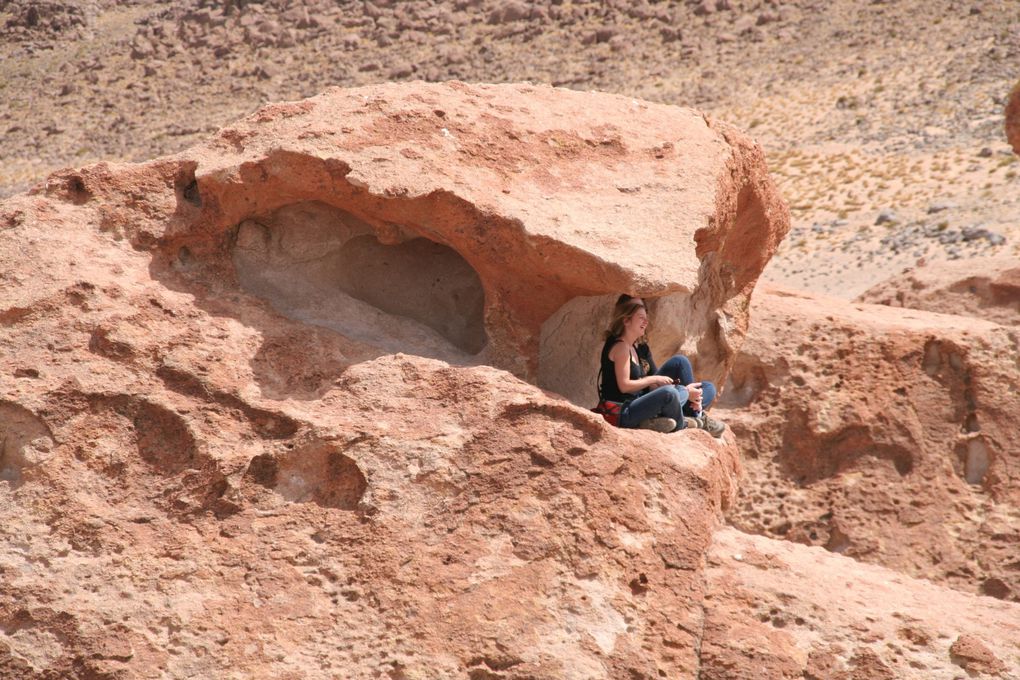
701, 528, 1020, 679
719, 284, 1020, 612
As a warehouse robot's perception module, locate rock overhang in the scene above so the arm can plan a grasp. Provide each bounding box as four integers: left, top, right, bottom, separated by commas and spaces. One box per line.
34, 81, 790, 406
193, 82, 726, 279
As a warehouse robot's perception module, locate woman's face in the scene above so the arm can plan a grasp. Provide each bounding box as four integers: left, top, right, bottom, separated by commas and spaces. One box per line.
624, 307, 648, 336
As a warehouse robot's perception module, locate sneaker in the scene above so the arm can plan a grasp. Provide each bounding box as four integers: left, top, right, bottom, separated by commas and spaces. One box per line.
694, 414, 726, 438
682, 417, 699, 430
637, 417, 676, 433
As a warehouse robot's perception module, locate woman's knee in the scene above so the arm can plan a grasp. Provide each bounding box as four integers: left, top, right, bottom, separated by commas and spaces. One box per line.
665, 385, 688, 403
661, 355, 694, 382
674, 355, 693, 373
700, 380, 717, 406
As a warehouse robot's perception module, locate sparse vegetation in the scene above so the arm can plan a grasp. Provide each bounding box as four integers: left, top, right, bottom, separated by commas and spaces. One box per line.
0, 0, 1016, 296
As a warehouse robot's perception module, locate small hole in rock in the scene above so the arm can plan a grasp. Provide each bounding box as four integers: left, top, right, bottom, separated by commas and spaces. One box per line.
259, 443, 367, 510
182, 180, 201, 207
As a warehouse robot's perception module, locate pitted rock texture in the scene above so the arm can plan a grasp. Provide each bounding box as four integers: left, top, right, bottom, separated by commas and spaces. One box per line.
0, 349, 742, 679
0, 290, 743, 678
701, 528, 1020, 679
857, 256, 1020, 327
32, 81, 788, 407
718, 286, 1020, 603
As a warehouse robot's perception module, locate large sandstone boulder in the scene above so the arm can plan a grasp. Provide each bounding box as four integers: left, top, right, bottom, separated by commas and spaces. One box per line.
4, 78, 1017, 677
0, 82, 782, 677
1007, 79, 1020, 155
857, 256, 1020, 327
718, 285, 1020, 602
32, 81, 789, 407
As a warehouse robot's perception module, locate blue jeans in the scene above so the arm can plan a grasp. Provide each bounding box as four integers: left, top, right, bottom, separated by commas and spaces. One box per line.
619, 384, 689, 428
655, 355, 716, 417
618, 355, 716, 429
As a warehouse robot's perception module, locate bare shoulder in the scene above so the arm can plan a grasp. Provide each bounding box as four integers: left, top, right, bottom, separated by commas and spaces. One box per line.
607, 339, 628, 361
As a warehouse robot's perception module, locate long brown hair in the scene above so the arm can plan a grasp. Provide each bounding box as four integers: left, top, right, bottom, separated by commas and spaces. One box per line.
604, 300, 646, 340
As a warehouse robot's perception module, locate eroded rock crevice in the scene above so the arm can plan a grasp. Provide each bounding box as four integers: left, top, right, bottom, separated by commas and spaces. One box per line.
245, 441, 368, 511
231, 200, 487, 357
721, 285, 1020, 607
0, 402, 54, 487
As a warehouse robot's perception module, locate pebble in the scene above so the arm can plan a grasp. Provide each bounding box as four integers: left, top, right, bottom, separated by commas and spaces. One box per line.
875, 209, 898, 226
926, 201, 956, 214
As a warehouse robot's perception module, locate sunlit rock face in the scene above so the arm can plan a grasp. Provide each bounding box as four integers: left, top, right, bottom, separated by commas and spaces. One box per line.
31, 80, 788, 406
0, 81, 780, 678
719, 285, 1020, 603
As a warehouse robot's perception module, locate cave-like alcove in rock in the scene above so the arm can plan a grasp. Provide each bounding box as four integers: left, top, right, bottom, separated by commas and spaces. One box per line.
231, 201, 487, 361
539, 294, 698, 408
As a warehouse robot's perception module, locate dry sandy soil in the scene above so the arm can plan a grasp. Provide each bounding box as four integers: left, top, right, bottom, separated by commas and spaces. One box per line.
1, 0, 1018, 297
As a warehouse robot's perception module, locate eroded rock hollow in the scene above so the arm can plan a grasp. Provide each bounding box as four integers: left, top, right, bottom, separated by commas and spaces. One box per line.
719, 277, 1020, 604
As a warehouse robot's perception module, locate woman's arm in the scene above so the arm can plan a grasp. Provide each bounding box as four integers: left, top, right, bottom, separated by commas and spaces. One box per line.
610, 341, 673, 395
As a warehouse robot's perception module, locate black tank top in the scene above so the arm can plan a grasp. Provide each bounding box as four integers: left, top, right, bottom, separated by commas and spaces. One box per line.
599, 337, 646, 402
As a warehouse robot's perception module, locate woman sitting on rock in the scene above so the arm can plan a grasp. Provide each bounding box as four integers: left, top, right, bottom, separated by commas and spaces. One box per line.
599, 295, 725, 436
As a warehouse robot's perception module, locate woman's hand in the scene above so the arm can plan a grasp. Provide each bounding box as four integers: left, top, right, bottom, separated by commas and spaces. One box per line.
648, 375, 674, 389
686, 382, 703, 410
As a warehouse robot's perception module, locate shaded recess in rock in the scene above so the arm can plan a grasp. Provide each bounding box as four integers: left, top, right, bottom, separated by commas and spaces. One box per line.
67, 394, 233, 518
131, 398, 198, 474
42, 169, 93, 206
779, 411, 915, 484
153, 158, 508, 398
88, 326, 134, 361
0, 401, 54, 487
955, 436, 992, 487
231, 201, 486, 355
155, 362, 299, 439
245, 442, 367, 511
174, 160, 202, 208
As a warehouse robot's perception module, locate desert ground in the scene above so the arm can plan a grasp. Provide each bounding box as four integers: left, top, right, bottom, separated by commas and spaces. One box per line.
2, 0, 1018, 298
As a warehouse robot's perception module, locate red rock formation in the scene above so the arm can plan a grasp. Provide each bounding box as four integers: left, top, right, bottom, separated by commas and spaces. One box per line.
0, 346, 741, 677
0, 82, 776, 678
1007, 80, 1020, 155
857, 256, 1020, 327
33, 81, 789, 407
701, 528, 1020, 678
5, 80, 1017, 677
719, 285, 1020, 604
